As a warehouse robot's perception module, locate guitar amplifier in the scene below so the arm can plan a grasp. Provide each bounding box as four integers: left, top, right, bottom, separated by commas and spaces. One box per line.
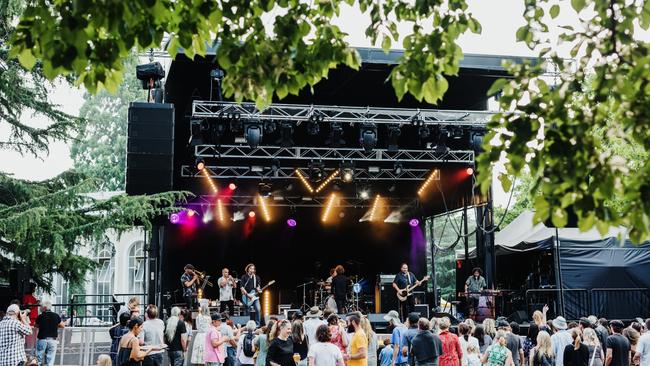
414, 304, 430, 319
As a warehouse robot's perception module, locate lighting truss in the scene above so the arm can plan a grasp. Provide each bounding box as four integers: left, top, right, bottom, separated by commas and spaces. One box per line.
185, 195, 419, 209
192, 101, 492, 127
193, 144, 474, 163
180, 165, 440, 181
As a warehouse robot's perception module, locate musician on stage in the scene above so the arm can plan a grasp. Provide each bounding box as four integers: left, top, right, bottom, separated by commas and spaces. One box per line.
465, 267, 487, 318
392, 263, 422, 321
239, 263, 262, 325
181, 264, 199, 309
330, 265, 348, 314
218, 267, 236, 316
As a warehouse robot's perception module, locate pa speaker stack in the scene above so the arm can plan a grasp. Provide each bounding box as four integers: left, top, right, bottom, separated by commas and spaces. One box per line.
126, 102, 175, 195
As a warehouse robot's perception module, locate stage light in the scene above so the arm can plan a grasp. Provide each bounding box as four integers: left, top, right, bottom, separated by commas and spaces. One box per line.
259, 182, 272, 197
369, 195, 381, 221
217, 199, 226, 222
434, 127, 450, 154
417, 169, 440, 196
308, 121, 320, 136
360, 122, 377, 152
263, 290, 271, 316
308, 161, 325, 183
229, 183, 237, 190
394, 161, 403, 175
248, 211, 256, 218
169, 213, 180, 224
202, 169, 218, 194
409, 218, 420, 227
360, 190, 369, 200
271, 159, 280, 177
196, 157, 205, 171
187, 209, 196, 217
278, 122, 294, 147
342, 170, 354, 182
258, 195, 271, 222
244, 118, 263, 148
287, 218, 297, 227
315, 169, 339, 193
322, 193, 337, 222
327, 122, 345, 147
466, 167, 474, 176
387, 125, 401, 152
295, 169, 314, 193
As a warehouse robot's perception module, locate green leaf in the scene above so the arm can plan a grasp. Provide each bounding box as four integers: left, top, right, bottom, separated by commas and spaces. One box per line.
549, 5, 560, 19
498, 174, 512, 193
516, 26, 529, 42
571, 0, 586, 12
17, 48, 37, 70
533, 196, 550, 223
551, 207, 568, 227
578, 212, 595, 232
381, 35, 391, 52
487, 78, 508, 96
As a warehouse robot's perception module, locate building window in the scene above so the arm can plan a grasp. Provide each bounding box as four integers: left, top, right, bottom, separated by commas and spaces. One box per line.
94, 243, 114, 323
128, 241, 146, 298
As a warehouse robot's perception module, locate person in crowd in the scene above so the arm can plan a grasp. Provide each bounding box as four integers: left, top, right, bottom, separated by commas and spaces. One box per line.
292, 320, 309, 366
466, 320, 477, 337
166, 306, 189, 366
410, 318, 443, 366
402, 313, 421, 366
35, 299, 65, 366
204, 313, 229, 366
530, 331, 554, 366
181, 308, 194, 361
430, 318, 440, 335
467, 344, 481, 366
583, 328, 604, 366
347, 314, 368, 366
475, 325, 493, 354
597, 320, 610, 346
267, 319, 295, 366
634, 319, 650, 366
118, 297, 142, 319
498, 320, 523, 366
361, 316, 378, 366
579, 319, 592, 332
237, 320, 258, 366
118, 317, 154, 365
484, 319, 497, 339
0, 304, 32, 366
631, 325, 643, 336
327, 314, 348, 356
97, 354, 112, 366
481, 331, 513, 366
524, 324, 540, 366
110, 312, 131, 365
304, 307, 327, 346
589, 318, 608, 350
255, 320, 276, 366
21, 283, 39, 326
308, 324, 345, 366
623, 328, 640, 366
191, 304, 213, 366
459, 323, 480, 366
439, 316, 463, 366
552, 317, 574, 366
139, 304, 166, 366
563, 328, 589, 366
219, 313, 237, 366
380, 339, 394, 366
606, 320, 631, 366
383, 310, 407, 366
547, 322, 557, 335
533, 307, 550, 333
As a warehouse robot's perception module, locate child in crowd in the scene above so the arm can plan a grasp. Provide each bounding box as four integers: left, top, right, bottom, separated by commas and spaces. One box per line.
379, 338, 393, 366
466, 343, 481, 366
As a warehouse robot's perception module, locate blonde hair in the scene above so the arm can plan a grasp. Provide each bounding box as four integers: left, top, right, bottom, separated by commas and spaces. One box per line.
536, 331, 554, 360
467, 343, 480, 354
583, 328, 600, 347
429, 317, 440, 333
533, 311, 544, 326
483, 318, 496, 338
439, 317, 451, 330
360, 317, 376, 342
571, 328, 582, 351
97, 354, 112, 366
464, 319, 476, 335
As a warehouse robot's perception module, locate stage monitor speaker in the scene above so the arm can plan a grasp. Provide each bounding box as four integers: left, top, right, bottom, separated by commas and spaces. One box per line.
507, 310, 528, 324
368, 313, 389, 333
231, 316, 251, 327
414, 304, 430, 319
126, 102, 175, 196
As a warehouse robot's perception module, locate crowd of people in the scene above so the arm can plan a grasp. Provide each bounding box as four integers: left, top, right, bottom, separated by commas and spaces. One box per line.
1, 294, 650, 366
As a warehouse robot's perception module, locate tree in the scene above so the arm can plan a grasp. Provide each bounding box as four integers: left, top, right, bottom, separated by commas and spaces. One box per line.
10, 0, 650, 241
70, 55, 143, 191
0, 1, 188, 291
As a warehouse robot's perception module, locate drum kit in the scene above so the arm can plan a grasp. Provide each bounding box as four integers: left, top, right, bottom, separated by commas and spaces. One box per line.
297, 275, 365, 313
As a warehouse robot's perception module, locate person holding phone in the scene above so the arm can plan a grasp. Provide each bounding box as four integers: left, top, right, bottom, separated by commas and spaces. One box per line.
0, 304, 33, 365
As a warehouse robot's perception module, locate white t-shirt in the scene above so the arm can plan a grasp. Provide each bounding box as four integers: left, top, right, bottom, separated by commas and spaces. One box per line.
220, 323, 234, 349
308, 341, 343, 366
218, 276, 234, 301
304, 318, 326, 346
637, 333, 650, 366
138, 318, 166, 354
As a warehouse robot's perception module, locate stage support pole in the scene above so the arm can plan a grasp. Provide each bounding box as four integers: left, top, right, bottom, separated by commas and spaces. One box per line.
427, 218, 439, 309
463, 205, 469, 264
148, 225, 163, 307
479, 188, 496, 288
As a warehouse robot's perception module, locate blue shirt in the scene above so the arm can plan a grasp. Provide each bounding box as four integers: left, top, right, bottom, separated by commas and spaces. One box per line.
391, 325, 407, 364
380, 345, 395, 366
401, 328, 419, 365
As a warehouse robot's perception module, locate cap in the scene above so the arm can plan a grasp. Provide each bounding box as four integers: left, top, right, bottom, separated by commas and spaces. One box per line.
408, 312, 420, 325
6, 304, 19, 315
211, 313, 221, 321
383, 310, 402, 325
497, 320, 510, 329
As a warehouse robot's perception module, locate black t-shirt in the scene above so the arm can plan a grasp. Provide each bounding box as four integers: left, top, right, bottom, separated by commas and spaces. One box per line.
606, 333, 631, 366
563, 343, 589, 366
411, 330, 442, 363
506, 333, 522, 366
292, 335, 308, 360
240, 274, 261, 293
36, 311, 61, 339
166, 320, 187, 351
267, 337, 294, 366
331, 275, 348, 299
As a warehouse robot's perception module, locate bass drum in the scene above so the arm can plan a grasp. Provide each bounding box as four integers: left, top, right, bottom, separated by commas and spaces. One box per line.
324, 295, 338, 313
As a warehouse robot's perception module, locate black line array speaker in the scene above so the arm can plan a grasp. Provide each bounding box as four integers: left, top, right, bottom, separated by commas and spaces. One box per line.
126, 102, 175, 195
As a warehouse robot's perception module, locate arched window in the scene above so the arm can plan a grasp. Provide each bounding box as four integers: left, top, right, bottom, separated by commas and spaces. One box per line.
94, 243, 114, 323
128, 241, 146, 296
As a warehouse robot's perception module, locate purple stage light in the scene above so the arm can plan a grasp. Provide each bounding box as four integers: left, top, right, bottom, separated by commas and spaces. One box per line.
287, 219, 297, 227
170, 213, 180, 224
409, 218, 420, 227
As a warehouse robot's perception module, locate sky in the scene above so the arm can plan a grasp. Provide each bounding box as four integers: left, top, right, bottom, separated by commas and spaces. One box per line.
0, 0, 554, 205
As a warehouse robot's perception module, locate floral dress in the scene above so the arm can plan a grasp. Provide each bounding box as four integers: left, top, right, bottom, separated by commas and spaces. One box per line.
486, 345, 509, 366
439, 330, 463, 366
191, 315, 212, 364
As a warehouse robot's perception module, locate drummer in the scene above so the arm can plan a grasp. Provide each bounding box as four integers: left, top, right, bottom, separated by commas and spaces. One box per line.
324, 267, 336, 292
465, 267, 487, 319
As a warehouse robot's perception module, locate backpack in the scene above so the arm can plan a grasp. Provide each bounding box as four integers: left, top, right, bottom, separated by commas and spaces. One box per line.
243, 331, 255, 357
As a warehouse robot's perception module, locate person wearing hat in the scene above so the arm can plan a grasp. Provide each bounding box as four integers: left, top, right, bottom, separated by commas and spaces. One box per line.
551, 316, 573, 366
606, 320, 631, 366
240, 263, 263, 325
464, 268, 486, 320
383, 310, 408, 366
304, 307, 326, 346
0, 304, 33, 366
401, 313, 422, 366
204, 313, 229, 366
181, 264, 199, 310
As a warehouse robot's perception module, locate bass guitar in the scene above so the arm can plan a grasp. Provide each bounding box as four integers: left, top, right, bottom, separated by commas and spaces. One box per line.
396, 275, 430, 302
241, 280, 276, 306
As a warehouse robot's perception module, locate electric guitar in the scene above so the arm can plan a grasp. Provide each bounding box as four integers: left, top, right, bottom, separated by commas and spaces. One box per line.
396, 275, 430, 302
241, 280, 276, 306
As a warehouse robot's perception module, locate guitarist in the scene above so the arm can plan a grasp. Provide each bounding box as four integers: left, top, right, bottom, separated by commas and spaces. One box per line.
239, 263, 262, 325
392, 263, 423, 321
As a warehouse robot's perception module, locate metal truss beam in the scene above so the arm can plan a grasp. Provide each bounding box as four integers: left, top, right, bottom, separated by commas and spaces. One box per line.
194, 145, 475, 163
192, 101, 492, 127
185, 195, 419, 209
181, 165, 439, 181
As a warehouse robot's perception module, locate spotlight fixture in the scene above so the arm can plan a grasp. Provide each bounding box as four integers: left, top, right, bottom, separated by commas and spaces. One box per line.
196, 157, 205, 171
264, 121, 277, 134
360, 122, 377, 152
287, 218, 297, 227
341, 161, 355, 183
409, 218, 420, 227
248, 211, 256, 218
258, 195, 271, 222
217, 199, 226, 222
258, 182, 272, 197
360, 191, 369, 199
466, 166, 474, 176
387, 125, 401, 152
451, 126, 464, 139
187, 209, 196, 217
434, 127, 450, 154
229, 113, 243, 133
322, 193, 337, 222
393, 161, 403, 175
244, 118, 263, 148
327, 122, 345, 147
417, 169, 441, 196
315, 169, 339, 193
278, 122, 294, 147
308, 161, 325, 183
169, 213, 180, 224
410, 114, 424, 127
229, 182, 237, 190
